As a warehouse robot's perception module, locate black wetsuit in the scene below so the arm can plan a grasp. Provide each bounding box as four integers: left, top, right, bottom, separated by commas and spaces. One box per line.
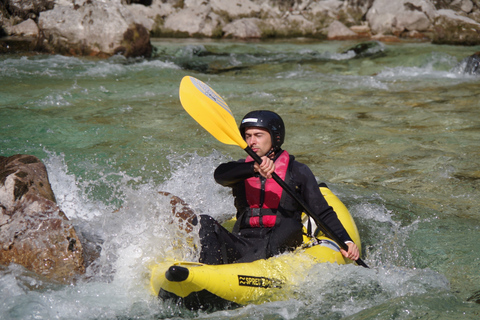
198, 151, 353, 265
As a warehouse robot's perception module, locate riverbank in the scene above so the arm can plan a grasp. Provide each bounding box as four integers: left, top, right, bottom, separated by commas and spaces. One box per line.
1, 0, 480, 57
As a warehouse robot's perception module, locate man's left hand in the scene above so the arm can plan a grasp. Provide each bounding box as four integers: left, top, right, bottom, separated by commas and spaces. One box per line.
340, 242, 360, 261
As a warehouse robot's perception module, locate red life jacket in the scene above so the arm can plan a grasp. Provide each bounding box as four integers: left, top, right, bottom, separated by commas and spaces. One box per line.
244, 151, 290, 228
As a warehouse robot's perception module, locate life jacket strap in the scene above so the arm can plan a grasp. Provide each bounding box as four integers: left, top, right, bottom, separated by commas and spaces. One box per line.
249, 215, 277, 228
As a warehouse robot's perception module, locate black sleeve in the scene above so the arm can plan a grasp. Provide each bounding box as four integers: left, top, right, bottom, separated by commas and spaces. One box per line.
293, 162, 353, 243
214, 160, 255, 187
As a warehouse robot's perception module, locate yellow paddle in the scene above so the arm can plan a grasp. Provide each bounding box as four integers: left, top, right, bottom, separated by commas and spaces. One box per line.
179, 76, 247, 148
179, 76, 368, 268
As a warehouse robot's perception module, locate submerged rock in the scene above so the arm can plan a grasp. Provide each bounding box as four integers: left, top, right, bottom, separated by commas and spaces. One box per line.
342, 40, 386, 58
467, 289, 480, 304
0, 154, 85, 283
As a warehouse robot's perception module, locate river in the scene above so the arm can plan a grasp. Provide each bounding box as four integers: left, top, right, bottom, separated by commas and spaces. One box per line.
1, 38, 479, 319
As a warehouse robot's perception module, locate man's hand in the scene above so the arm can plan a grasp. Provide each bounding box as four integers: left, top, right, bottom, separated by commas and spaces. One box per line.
340, 242, 360, 261
253, 156, 275, 179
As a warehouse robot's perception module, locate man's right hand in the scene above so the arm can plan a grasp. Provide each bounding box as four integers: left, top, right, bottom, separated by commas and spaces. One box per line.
253, 156, 275, 179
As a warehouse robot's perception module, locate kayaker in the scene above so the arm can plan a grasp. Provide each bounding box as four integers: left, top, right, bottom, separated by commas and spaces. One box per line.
198, 110, 359, 264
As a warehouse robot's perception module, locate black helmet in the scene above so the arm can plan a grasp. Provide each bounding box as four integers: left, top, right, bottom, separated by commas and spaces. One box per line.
240, 110, 285, 150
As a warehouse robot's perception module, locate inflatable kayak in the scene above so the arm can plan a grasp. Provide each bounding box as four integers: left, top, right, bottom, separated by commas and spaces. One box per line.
150, 186, 361, 310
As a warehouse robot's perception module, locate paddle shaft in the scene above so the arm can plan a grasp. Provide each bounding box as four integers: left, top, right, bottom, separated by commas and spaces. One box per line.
244, 146, 369, 268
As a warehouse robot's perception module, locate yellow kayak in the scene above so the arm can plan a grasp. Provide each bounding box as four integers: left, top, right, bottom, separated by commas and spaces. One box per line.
149, 186, 361, 310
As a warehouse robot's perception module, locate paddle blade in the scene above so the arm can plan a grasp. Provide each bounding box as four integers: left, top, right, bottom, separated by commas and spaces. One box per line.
179, 76, 248, 149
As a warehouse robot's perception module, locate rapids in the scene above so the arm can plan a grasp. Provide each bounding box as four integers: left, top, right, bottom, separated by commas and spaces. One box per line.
1, 38, 479, 319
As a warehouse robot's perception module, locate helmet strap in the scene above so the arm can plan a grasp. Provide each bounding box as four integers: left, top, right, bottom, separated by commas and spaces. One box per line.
266, 147, 282, 159
265, 148, 275, 159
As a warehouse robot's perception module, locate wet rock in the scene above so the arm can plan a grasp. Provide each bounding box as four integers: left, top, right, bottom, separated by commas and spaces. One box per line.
456, 51, 480, 74
37, 1, 152, 57
342, 40, 386, 58
467, 289, 480, 304
432, 9, 480, 45
0, 154, 85, 283
114, 23, 152, 58
159, 191, 198, 234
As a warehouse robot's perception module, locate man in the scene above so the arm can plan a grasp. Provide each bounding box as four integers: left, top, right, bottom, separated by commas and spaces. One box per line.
198, 110, 359, 264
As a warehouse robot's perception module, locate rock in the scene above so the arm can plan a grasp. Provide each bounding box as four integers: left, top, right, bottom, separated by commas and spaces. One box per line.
371, 33, 403, 42
342, 40, 386, 58
456, 51, 480, 74
0, 154, 85, 283
3, 0, 55, 20
366, 0, 436, 36
161, 3, 222, 37
306, 0, 343, 16
223, 18, 262, 39
209, 0, 261, 18
37, 1, 152, 57
10, 18, 39, 37
126, 1, 178, 36
328, 20, 360, 40
114, 23, 153, 58
0, 36, 38, 53
450, 0, 474, 13
4, 0, 480, 54
279, 14, 317, 37
159, 191, 198, 234
432, 9, 480, 45
467, 289, 480, 304
350, 24, 372, 34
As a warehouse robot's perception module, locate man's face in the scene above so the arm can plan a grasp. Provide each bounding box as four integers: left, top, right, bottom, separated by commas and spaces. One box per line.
244, 127, 272, 157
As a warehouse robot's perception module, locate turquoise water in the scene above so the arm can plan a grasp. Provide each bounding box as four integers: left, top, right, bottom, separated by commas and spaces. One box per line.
1, 38, 480, 319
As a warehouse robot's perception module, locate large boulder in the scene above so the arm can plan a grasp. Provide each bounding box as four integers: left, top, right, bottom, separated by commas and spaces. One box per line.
366, 0, 436, 36
432, 9, 480, 45
0, 154, 85, 283
223, 18, 262, 39
37, 1, 152, 57
161, 2, 223, 37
